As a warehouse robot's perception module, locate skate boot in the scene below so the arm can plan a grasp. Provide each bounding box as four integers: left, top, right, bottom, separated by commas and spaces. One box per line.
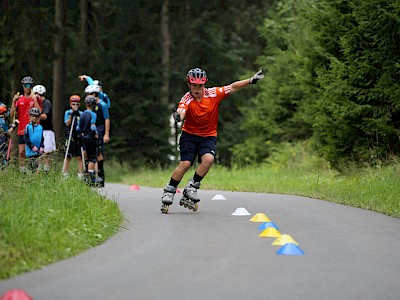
180, 178, 201, 212
161, 184, 177, 214
93, 176, 104, 188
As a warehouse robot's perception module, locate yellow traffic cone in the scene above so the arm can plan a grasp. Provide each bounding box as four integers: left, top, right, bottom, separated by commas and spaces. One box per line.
249, 213, 271, 222
272, 234, 299, 246
259, 227, 281, 238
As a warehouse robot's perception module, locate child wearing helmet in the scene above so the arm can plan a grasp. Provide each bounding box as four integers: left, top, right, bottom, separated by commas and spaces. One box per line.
160, 68, 264, 213
10, 76, 43, 172
0, 104, 19, 165
79, 74, 111, 108
63, 95, 84, 178
23, 107, 44, 172
83, 83, 110, 187
78, 95, 101, 186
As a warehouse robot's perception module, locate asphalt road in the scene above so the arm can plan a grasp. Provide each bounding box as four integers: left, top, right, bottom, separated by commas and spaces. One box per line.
1, 183, 400, 300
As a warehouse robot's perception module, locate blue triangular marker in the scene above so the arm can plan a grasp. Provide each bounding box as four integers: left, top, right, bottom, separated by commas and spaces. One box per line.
258, 222, 279, 231
276, 243, 304, 255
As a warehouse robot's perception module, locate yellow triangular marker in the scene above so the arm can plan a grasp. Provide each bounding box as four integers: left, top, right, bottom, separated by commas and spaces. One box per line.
259, 227, 281, 238
249, 213, 271, 223
272, 234, 299, 246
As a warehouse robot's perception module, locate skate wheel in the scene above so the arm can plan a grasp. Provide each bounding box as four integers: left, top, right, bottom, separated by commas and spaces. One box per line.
193, 203, 198, 212
184, 204, 188, 208
161, 204, 169, 214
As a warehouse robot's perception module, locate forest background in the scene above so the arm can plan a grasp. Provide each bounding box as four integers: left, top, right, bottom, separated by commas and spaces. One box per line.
1, 0, 400, 170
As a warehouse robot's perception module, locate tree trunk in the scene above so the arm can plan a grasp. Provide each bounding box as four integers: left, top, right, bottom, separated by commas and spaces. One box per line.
80, 0, 89, 69
52, 0, 66, 143
160, 0, 170, 106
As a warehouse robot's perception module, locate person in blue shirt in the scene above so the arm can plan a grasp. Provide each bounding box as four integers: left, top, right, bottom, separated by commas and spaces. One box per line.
84, 84, 110, 187
63, 95, 84, 178
79, 74, 111, 108
23, 107, 44, 172
78, 95, 101, 186
0, 104, 18, 166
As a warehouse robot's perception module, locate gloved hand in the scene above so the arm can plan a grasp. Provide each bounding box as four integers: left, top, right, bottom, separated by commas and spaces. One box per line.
249, 69, 264, 84
71, 110, 80, 117
11, 119, 19, 128
173, 111, 181, 123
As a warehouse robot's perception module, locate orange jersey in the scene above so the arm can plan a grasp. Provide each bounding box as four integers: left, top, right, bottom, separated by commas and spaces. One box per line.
177, 86, 231, 137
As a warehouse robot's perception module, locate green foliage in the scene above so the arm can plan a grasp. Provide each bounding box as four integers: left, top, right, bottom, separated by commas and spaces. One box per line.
236, 0, 400, 169
313, 0, 400, 167
0, 169, 123, 279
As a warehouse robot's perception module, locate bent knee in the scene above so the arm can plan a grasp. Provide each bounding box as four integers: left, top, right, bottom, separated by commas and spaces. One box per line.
178, 161, 192, 171
201, 154, 215, 165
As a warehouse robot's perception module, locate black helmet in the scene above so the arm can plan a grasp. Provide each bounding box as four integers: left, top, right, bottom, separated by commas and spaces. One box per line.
186, 68, 208, 84
28, 107, 41, 116
84, 95, 97, 104
21, 76, 34, 84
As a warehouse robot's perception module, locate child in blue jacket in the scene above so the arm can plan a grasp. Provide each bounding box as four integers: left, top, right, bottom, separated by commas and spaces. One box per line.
23, 107, 44, 171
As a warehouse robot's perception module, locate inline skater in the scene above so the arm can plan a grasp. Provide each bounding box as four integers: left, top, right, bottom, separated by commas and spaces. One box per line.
161, 68, 264, 213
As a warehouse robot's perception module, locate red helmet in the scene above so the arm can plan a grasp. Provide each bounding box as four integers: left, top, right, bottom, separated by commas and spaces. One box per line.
69, 95, 81, 103
186, 68, 208, 84
0, 104, 7, 115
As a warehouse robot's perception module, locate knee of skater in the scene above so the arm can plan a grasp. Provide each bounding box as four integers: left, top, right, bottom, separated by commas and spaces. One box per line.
179, 161, 192, 172
202, 155, 214, 166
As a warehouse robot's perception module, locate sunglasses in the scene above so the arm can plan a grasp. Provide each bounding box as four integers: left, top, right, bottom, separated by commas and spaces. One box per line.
23, 84, 32, 88
71, 103, 80, 105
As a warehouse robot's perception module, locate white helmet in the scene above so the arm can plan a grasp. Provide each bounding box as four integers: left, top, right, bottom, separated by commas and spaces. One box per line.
32, 85, 46, 95
84, 84, 101, 94
93, 80, 103, 87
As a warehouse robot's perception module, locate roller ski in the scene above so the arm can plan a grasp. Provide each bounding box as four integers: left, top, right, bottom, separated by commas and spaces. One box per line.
160, 184, 176, 214
179, 179, 200, 212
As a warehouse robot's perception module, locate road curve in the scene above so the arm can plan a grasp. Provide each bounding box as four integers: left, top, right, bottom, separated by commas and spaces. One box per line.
1, 183, 400, 300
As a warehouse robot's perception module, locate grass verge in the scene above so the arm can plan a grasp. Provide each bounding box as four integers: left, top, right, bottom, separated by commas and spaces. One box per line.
0, 167, 124, 280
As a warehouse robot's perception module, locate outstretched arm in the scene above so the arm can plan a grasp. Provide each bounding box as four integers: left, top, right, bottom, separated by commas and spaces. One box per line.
230, 70, 264, 94
79, 74, 94, 85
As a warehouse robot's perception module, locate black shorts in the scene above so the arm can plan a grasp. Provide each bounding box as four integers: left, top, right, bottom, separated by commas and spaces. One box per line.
18, 135, 25, 145
97, 131, 104, 154
83, 140, 97, 163
66, 135, 82, 158
179, 131, 217, 165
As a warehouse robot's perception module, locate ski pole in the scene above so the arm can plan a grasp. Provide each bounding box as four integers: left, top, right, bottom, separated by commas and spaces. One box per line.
81, 146, 86, 173
6, 110, 16, 162
6, 138, 12, 161
62, 116, 75, 174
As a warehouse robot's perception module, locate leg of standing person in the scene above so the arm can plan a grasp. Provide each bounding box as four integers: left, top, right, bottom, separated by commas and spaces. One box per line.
18, 135, 26, 172
96, 134, 105, 187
